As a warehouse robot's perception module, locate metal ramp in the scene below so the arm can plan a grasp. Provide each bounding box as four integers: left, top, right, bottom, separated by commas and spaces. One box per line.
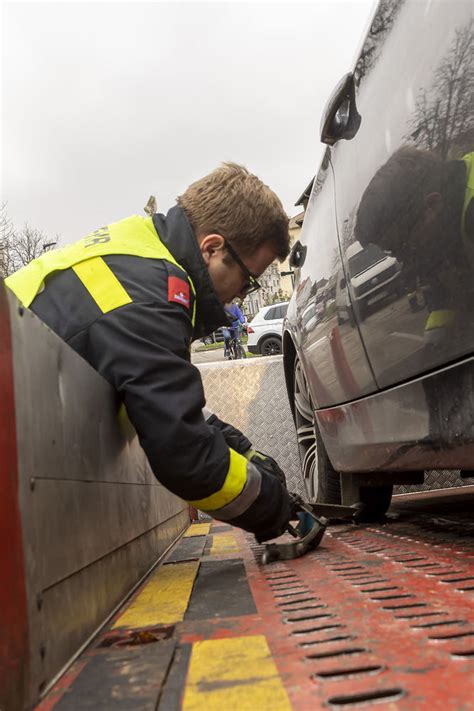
36, 487, 474, 709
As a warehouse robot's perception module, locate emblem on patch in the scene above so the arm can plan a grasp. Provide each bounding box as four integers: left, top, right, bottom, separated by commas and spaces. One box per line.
168, 276, 190, 309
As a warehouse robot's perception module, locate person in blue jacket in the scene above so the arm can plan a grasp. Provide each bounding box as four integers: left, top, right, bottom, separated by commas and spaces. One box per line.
222, 301, 246, 358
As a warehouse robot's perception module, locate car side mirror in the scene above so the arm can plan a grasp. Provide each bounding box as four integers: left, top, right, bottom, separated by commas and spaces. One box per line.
320, 73, 361, 146
289, 240, 307, 269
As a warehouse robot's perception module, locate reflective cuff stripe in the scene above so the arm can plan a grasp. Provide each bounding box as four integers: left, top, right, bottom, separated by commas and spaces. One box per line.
189, 448, 249, 511
72, 257, 132, 313
201, 461, 262, 521
202, 406, 214, 421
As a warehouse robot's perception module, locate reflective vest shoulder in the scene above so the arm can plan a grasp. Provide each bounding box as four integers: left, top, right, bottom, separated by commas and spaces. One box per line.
5, 215, 196, 323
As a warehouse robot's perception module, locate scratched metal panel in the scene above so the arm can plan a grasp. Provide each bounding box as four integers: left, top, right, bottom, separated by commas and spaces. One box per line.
6, 290, 188, 708
198, 357, 305, 497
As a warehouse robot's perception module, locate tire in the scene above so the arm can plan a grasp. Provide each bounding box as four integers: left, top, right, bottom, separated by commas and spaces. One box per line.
236, 343, 246, 359
293, 357, 341, 504
293, 356, 392, 519
260, 336, 282, 356
355, 485, 393, 522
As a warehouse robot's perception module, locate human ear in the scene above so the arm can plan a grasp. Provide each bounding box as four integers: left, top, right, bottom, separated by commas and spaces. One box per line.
199, 234, 225, 265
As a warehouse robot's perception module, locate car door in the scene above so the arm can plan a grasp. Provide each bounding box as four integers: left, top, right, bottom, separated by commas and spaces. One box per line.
331, 0, 473, 389
291, 150, 377, 408
263, 304, 285, 335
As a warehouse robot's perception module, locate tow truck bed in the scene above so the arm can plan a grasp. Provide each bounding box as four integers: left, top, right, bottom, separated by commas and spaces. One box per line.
37, 487, 474, 710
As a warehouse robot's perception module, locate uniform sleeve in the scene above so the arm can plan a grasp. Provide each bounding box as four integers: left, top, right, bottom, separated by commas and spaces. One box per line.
74, 259, 291, 536
82, 279, 233, 501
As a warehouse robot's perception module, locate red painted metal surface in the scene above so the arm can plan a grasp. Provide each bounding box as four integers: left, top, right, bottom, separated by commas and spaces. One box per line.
0, 287, 29, 711
241, 496, 474, 709
37, 490, 474, 709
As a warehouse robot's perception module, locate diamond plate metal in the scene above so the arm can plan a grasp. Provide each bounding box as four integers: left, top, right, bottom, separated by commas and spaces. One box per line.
395, 469, 470, 494
198, 356, 305, 496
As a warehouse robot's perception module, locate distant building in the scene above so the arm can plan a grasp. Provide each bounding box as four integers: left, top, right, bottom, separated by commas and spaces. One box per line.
243, 178, 313, 318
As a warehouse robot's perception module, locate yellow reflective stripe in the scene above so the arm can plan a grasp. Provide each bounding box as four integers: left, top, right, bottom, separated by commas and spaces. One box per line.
189, 448, 248, 512
425, 309, 456, 331
183, 523, 211, 537
182, 635, 291, 711
209, 533, 239, 555
112, 560, 199, 629
72, 257, 132, 313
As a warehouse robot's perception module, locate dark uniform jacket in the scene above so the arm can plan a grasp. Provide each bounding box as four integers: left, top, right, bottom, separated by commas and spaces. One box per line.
6, 206, 288, 535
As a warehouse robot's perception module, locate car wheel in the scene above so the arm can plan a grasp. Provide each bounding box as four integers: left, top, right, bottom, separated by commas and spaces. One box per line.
293, 356, 392, 519
293, 357, 341, 504
260, 336, 282, 356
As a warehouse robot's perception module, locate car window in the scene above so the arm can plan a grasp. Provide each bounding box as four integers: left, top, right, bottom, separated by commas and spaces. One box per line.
264, 307, 277, 320
281, 304, 288, 318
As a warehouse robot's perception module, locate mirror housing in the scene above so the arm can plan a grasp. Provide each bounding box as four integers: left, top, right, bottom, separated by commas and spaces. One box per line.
289, 240, 307, 269
320, 73, 361, 146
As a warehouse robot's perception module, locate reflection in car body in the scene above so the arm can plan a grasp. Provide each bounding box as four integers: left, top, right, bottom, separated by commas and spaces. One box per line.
283, 0, 473, 518
345, 241, 401, 320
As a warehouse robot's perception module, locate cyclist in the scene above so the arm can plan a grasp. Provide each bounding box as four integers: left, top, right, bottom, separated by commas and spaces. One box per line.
223, 300, 246, 358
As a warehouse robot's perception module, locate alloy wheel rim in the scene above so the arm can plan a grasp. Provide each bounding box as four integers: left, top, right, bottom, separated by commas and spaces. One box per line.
263, 339, 281, 355
294, 358, 318, 501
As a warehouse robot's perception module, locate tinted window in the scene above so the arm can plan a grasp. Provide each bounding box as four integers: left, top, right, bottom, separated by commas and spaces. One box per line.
264, 307, 278, 320
281, 304, 288, 317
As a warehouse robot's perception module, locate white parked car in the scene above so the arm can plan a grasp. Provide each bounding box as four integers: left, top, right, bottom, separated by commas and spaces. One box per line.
246, 302, 289, 356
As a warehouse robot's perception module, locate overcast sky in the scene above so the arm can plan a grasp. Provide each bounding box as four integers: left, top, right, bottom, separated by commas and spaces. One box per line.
1, 0, 374, 244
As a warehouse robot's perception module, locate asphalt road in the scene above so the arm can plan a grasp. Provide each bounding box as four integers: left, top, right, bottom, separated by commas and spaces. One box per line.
191, 346, 227, 364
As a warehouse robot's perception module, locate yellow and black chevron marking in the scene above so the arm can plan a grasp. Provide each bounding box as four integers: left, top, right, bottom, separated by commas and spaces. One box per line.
39, 521, 291, 710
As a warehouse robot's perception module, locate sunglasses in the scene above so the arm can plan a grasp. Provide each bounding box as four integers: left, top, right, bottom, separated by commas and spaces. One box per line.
224, 239, 261, 296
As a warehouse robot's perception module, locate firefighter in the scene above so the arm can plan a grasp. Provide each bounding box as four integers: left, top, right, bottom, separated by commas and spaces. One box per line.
355, 146, 474, 349
6, 163, 293, 542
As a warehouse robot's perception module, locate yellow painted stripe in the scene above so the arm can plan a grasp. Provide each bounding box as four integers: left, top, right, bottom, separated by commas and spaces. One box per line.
72, 256, 132, 313
112, 561, 199, 629
183, 523, 211, 537
189, 448, 247, 511
182, 635, 291, 711
210, 533, 239, 555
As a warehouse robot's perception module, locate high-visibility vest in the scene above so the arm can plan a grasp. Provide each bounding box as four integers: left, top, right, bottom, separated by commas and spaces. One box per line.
6, 214, 197, 324
5, 215, 260, 519
424, 153, 474, 336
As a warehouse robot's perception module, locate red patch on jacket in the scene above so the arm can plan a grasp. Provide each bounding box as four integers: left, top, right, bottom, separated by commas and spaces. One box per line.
168, 276, 190, 309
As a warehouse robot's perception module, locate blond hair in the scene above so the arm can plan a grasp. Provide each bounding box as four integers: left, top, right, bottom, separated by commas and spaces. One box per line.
177, 162, 290, 260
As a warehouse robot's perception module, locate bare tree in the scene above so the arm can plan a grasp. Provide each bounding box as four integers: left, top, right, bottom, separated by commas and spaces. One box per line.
407, 19, 473, 159
0, 203, 15, 278
0, 204, 56, 278
354, 0, 405, 87
8, 223, 52, 273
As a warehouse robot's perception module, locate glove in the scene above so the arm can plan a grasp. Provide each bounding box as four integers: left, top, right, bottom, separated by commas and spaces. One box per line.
205, 413, 252, 455
245, 449, 287, 489
252, 476, 293, 543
